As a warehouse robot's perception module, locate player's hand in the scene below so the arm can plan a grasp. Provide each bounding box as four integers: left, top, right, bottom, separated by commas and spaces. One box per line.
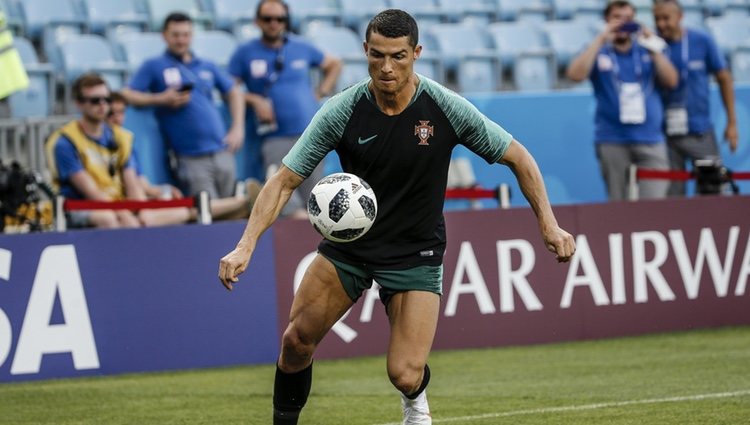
543, 226, 576, 263
218, 247, 253, 291
160, 87, 191, 108
224, 125, 245, 153
725, 122, 738, 153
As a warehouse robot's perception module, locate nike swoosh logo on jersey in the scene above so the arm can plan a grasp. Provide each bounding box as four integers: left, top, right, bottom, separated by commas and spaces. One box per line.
357, 135, 377, 145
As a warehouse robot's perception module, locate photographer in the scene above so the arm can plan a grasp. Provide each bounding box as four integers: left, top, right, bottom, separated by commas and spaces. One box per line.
566, 0, 678, 201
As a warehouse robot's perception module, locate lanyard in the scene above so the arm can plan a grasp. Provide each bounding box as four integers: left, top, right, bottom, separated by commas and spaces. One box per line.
608, 43, 643, 88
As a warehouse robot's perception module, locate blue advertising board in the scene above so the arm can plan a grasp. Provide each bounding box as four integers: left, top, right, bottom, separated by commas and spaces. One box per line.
0, 222, 279, 382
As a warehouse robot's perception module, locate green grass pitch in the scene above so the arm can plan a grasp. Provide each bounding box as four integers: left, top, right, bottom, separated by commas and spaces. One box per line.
1, 326, 748, 424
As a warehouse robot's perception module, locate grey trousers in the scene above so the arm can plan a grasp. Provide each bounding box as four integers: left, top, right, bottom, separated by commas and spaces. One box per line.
263, 136, 324, 217
596, 142, 670, 201
175, 149, 237, 198
667, 132, 720, 196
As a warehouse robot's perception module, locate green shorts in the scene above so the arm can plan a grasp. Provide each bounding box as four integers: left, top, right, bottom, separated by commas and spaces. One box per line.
322, 254, 443, 305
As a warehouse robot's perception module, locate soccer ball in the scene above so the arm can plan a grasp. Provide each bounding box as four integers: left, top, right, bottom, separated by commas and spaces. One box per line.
307, 173, 378, 243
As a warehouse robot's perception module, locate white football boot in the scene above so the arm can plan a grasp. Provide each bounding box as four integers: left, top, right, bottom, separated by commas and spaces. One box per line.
401, 391, 432, 425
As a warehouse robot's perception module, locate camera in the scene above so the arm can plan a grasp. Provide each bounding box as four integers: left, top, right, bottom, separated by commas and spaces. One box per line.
0, 161, 55, 232
694, 159, 738, 195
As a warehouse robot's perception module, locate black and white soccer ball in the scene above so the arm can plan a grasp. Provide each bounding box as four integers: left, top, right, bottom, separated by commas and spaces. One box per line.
307, 173, 377, 243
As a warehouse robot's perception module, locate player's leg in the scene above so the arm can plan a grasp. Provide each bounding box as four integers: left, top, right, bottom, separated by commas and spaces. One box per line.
274, 254, 355, 425
386, 290, 440, 424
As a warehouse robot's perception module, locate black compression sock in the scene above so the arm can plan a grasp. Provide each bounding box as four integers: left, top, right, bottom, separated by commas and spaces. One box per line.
404, 364, 431, 400
273, 363, 313, 425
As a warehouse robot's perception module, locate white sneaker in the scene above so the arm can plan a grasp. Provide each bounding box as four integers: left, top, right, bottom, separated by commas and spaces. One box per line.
401, 391, 432, 425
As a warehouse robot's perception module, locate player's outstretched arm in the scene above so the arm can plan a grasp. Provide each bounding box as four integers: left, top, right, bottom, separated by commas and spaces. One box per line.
498, 139, 576, 263
218, 166, 304, 290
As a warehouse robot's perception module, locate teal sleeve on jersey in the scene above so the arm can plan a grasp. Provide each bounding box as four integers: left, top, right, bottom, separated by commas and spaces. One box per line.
420, 77, 512, 163
282, 81, 368, 178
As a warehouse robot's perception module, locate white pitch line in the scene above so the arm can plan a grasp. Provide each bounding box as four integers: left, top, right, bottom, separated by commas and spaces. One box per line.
374, 389, 750, 425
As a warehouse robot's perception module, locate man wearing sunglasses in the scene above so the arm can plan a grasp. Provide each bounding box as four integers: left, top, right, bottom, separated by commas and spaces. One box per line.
228, 0, 342, 218
45, 73, 144, 228
122, 12, 245, 200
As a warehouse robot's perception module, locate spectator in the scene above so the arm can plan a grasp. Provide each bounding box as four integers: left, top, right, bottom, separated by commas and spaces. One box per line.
121, 12, 245, 199
45, 73, 151, 228
567, 0, 679, 201
652, 0, 739, 196
107, 91, 259, 224
228, 0, 342, 218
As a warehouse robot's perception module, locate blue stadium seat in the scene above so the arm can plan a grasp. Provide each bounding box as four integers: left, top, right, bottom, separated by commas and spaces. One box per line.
0, 0, 24, 35
682, 6, 706, 29
191, 30, 237, 68
80, 0, 147, 34
339, 0, 388, 30
513, 54, 556, 91
491, 0, 552, 22
209, 0, 257, 32
284, 0, 340, 33
8, 36, 55, 117
389, 0, 446, 26
731, 46, 750, 82
437, 0, 496, 23
143, 0, 211, 31
705, 14, 750, 58
57, 34, 128, 109
543, 20, 597, 70
113, 31, 166, 72
457, 60, 500, 92
551, 0, 600, 20
305, 24, 366, 93
234, 24, 260, 42
487, 21, 549, 68
17, 0, 85, 41
426, 23, 494, 72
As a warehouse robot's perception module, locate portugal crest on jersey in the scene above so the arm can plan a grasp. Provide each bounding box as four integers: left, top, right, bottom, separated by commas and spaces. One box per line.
414, 120, 434, 145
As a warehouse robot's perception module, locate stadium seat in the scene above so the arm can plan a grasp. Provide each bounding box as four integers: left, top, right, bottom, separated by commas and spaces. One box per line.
551, 0, 601, 20
284, 0, 340, 33
487, 21, 550, 68
191, 30, 237, 68
491, 0, 552, 22
705, 14, 750, 59
233, 24, 260, 42
339, 0, 388, 30
436, 0, 496, 23
57, 34, 128, 110
457, 60, 500, 92
113, 31, 166, 72
305, 24, 367, 92
209, 0, 258, 32
0, 0, 24, 35
8, 36, 55, 117
543, 20, 597, 70
731, 46, 750, 82
80, 0, 148, 35
513, 54, 556, 91
426, 23, 495, 72
388, 0, 446, 26
681, 5, 706, 29
17, 0, 85, 41
143, 0, 211, 31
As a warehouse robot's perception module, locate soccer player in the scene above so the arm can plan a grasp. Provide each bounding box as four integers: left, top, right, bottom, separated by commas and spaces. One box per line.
218, 9, 576, 425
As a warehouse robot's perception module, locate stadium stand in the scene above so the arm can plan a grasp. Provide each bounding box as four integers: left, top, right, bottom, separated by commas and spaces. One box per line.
79, 0, 148, 35
143, 0, 211, 31
732, 46, 750, 82
513, 54, 557, 91
487, 21, 550, 68
543, 20, 598, 71
305, 24, 367, 92
339, 0, 389, 30
436, 0, 496, 23
209, 0, 258, 32
8, 36, 55, 118
56, 34, 127, 109
285, 0, 340, 33
705, 14, 750, 59
0, 0, 24, 35
492, 0, 553, 23
191, 30, 238, 69
112, 31, 165, 73
388, 0, 446, 26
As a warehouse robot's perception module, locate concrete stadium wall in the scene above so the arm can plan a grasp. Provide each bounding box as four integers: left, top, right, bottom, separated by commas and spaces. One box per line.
1, 196, 749, 382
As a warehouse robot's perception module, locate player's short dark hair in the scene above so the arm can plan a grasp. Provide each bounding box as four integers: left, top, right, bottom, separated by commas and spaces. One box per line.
603, 0, 634, 18
366, 9, 419, 49
72, 73, 108, 100
163, 11, 192, 31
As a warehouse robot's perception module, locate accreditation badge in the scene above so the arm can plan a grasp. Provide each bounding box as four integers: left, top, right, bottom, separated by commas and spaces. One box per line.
619, 82, 646, 124
665, 106, 688, 136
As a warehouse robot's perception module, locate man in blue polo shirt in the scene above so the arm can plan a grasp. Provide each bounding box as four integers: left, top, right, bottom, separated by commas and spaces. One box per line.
567, 0, 678, 201
122, 12, 245, 198
653, 0, 739, 195
228, 0, 341, 218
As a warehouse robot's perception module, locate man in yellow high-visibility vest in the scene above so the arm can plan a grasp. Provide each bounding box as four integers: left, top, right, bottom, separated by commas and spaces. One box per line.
0, 10, 29, 99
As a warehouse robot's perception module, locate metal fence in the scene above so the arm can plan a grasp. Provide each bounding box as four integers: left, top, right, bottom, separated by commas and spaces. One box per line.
0, 115, 76, 178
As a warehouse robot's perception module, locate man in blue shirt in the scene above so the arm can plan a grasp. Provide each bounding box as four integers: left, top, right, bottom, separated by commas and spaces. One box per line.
228, 0, 341, 218
121, 12, 245, 199
567, 0, 679, 201
653, 0, 739, 195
